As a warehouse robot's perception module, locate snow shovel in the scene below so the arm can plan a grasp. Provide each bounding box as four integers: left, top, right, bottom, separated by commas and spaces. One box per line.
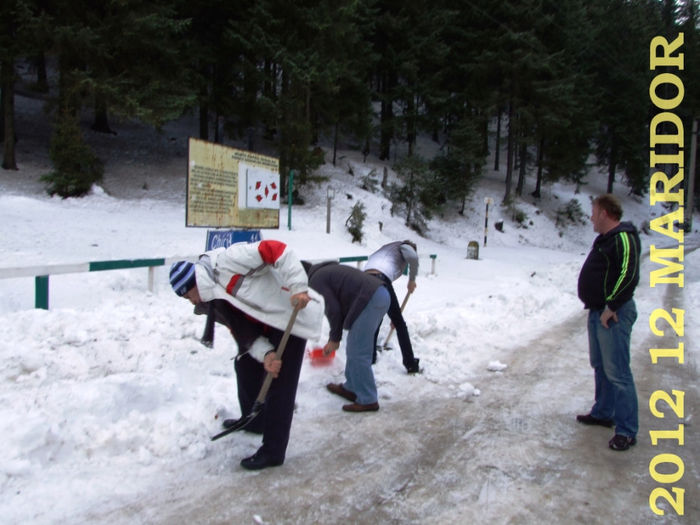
382, 290, 412, 349
210, 304, 301, 441
307, 346, 336, 366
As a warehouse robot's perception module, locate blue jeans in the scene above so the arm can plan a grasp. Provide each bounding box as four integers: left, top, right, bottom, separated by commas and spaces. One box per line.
587, 299, 638, 438
345, 287, 390, 404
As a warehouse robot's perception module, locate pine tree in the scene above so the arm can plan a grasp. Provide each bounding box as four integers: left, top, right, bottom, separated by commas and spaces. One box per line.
41, 108, 104, 197
34, 0, 195, 196
589, 0, 662, 195
390, 155, 441, 234
533, 0, 597, 195
677, 0, 700, 211
0, 0, 22, 170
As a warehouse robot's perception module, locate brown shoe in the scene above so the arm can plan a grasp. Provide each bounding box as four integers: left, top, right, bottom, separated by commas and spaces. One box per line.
326, 383, 357, 402
342, 402, 379, 412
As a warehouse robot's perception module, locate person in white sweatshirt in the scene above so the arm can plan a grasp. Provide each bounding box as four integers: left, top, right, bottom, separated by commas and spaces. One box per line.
169, 239, 324, 470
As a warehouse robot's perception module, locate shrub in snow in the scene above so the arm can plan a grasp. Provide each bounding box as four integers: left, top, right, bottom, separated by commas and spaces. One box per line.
345, 201, 366, 243
555, 198, 587, 227
42, 111, 103, 198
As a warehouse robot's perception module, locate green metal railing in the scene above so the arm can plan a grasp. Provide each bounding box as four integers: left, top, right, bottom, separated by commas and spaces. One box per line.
2, 254, 437, 310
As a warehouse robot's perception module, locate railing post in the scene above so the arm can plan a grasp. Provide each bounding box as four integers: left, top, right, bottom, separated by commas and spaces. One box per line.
35, 276, 49, 309
148, 267, 155, 293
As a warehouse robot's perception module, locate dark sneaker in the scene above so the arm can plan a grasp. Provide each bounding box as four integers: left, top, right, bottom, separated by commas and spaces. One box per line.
326, 383, 357, 402
609, 434, 637, 451
342, 402, 379, 412
240, 450, 283, 470
576, 413, 614, 428
405, 358, 420, 374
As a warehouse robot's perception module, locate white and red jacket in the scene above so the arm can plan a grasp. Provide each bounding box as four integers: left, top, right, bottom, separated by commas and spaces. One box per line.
194, 240, 324, 344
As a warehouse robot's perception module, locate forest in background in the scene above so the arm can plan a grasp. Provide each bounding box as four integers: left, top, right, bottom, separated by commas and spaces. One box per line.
0, 0, 698, 229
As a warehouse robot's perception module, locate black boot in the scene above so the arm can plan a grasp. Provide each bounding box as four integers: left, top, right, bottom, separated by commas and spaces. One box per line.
240, 449, 283, 470
405, 358, 420, 374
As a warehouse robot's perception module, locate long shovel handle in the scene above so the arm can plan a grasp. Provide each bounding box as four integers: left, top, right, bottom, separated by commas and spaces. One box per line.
210, 304, 301, 441
382, 290, 412, 347
253, 304, 301, 404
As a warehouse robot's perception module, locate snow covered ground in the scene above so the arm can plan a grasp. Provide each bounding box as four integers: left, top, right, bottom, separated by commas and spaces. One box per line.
0, 101, 698, 523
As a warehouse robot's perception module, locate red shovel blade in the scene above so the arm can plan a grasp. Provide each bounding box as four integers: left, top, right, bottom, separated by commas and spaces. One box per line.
307, 346, 335, 366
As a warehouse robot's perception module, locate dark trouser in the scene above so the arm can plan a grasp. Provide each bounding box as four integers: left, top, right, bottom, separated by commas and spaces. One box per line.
209, 299, 306, 462
371, 274, 416, 368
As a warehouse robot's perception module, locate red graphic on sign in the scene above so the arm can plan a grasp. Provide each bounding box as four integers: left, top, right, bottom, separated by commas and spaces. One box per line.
253, 181, 278, 203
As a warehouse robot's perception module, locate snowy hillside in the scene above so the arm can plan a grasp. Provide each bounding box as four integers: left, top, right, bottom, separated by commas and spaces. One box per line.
1, 97, 698, 523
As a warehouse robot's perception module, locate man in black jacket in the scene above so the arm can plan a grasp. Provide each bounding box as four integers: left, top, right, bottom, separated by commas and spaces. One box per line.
576, 194, 641, 451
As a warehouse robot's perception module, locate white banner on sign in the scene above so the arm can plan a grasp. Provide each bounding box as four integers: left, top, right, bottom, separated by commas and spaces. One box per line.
238, 163, 280, 210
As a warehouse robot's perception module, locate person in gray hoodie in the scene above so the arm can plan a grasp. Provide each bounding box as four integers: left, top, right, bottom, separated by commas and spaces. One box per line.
305, 261, 390, 412
364, 240, 420, 373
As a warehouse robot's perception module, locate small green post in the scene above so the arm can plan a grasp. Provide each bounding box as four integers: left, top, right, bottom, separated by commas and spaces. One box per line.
287, 169, 294, 231
35, 275, 49, 309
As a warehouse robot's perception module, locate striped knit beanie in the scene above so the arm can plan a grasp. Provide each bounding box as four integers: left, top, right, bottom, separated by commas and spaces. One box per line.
169, 261, 196, 296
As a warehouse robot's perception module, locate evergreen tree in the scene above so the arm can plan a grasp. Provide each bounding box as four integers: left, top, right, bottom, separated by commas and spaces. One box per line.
308, 0, 378, 165
473, 0, 560, 203
180, 0, 242, 142
677, 0, 700, 211
41, 108, 104, 196
533, 0, 597, 195
35, 0, 195, 196
82, 0, 194, 129
0, 1, 18, 170
590, 0, 662, 195
430, 115, 484, 214
390, 155, 441, 234
372, 0, 451, 160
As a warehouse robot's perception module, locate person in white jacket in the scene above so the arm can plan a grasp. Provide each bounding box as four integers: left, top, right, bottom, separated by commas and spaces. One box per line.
170, 240, 324, 470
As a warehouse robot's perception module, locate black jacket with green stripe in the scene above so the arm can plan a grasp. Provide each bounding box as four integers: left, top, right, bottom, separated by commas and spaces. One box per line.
577, 221, 641, 312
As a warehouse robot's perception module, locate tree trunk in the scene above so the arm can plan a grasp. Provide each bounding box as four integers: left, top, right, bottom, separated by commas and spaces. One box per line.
34, 52, 49, 93
333, 121, 338, 166
532, 136, 544, 198
405, 171, 414, 226
515, 139, 527, 196
58, 53, 78, 116
198, 61, 209, 141
91, 94, 116, 134
0, 73, 4, 142
503, 101, 514, 204
263, 60, 277, 140
214, 113, 222, 143
407, 92, 416, 156
494, 106, 502, 171
607, 139, 616, 193
199, 92, 209, 141
2, 57, 18, 170
379, 72, 394, 161
607, 161, 616, 194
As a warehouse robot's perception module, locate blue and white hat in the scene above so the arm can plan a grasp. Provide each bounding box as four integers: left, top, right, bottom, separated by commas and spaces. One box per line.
169, 261, 196, 296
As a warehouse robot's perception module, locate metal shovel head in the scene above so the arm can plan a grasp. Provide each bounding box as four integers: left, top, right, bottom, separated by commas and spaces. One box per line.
210, 405, 263, 441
